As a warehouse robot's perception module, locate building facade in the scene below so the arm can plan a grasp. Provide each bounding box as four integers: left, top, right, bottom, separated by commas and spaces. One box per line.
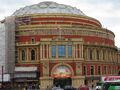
0, 17, 15, 87
0, 16, 15, 76
0, 23, 6, 73
1, 1, 120, 88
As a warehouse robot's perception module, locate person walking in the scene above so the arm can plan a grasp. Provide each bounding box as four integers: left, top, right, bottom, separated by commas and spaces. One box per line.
78, 84, 89, 90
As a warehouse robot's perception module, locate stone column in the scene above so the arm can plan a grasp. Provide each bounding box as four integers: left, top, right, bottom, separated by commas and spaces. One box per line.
72, 76, 84, 88
49, 45, 51, 59
18, 49, 21, 62
46, 44, 48, 59
36, 47, 39, 61
43, 44, 45, 59
106, 50, 108, 62
66, 45, 68, 58
43, 61, 49, 76
73, 44, 75, 59
56, 45, 58, 58
76, 44, 78, 58
76, 63, 82, 75
86, 48, 89, 60
100, 49, 102, 61
94, 48, 96, 60
26, 48, 29, 61
40, 44, 42, 59
81, 44, 83, 59
47, 44, 49, 59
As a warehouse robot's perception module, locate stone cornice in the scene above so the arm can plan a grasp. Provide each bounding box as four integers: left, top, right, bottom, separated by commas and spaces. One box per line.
15, 13, 101, 26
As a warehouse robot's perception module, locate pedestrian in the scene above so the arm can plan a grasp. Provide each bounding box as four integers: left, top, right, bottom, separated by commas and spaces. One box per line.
92, 84, 94, 88
78, 84, 89, 90
28, 84, 32, 90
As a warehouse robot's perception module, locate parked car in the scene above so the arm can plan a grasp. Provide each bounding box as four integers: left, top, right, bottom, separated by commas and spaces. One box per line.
102, 82, 120, 90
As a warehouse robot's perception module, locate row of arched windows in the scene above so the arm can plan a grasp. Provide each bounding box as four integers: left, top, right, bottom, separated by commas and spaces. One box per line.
51, 45, 72, 58
16, 46, 117, 62
83, 47, 117, 62
21, 49, 35, 61
83, 65, 117, 75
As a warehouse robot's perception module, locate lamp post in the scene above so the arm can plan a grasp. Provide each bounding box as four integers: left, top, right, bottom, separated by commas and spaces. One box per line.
1, 66, 3, 89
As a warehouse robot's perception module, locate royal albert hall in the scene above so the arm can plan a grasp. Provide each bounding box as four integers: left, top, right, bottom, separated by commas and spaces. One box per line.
11, 1, 120, 88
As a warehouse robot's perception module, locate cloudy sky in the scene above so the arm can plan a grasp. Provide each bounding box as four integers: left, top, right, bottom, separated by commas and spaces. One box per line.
0, 0, 120, 47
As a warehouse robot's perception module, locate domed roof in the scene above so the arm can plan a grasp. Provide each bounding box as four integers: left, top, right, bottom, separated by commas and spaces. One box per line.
13, 1, 85, 16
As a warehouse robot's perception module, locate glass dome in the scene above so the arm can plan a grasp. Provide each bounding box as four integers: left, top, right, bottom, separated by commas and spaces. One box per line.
13, 1, 85, 16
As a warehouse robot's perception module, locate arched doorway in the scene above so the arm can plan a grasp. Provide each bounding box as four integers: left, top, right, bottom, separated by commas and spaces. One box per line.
53, 78, 72, 88
52, 65, 73, 88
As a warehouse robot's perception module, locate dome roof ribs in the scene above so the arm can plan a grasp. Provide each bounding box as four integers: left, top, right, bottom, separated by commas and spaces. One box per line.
13, 1, 85, 16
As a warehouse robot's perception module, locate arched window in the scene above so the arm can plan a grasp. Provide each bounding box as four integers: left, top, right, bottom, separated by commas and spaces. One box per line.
104, 66, 107, 74
68, 45, 72, 58
89, 49, 93, 60
58, 45, 66, 58
83, 66, 86, 75
103, 50, 105, 60
31, 38, 35, 44
90, 66, 94, 75
98, 66, 101, 75
31, 49, 35, 60
22, 50, 26, 61
52, 45, 56, 58
110, 66, 112, 74
96, 50, 99, 60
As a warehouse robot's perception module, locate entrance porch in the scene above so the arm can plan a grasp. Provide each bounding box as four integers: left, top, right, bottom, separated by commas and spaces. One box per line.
39, 76, 84, 88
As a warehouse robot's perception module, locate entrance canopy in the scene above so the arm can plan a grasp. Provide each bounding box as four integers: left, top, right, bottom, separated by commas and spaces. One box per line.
14, 66, 38, 82
52, 65, 72, 78
15, 66, 37, 72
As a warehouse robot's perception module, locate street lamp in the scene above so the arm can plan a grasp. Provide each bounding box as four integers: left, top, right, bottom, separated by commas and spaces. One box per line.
1, 66, 4, 89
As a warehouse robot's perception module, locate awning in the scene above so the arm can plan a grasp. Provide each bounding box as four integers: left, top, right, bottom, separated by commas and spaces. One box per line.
14, 66, 38, 79
15, 66, 37, 72
14, 78, 38, 82
14, 72, 37, 78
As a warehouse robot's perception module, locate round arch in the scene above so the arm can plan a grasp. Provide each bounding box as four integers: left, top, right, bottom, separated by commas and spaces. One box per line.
51, 63, 74, 78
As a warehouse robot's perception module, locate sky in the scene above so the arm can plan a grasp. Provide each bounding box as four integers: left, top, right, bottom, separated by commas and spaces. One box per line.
0, 0, 120, 47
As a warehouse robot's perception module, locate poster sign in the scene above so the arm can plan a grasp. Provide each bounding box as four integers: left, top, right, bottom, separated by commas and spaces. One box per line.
101, 76, 120, 82
52, 65, 72, 78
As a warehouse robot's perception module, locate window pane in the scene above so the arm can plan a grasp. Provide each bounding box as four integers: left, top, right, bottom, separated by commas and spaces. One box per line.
91, 66, 94, 75
104, 66, 107, 74
58, 45, 65, 58
97, 50, 99, 60
89, 49, 92, 60
68, 45, 72, 57
31, 50, 35, 60
98, 66, 101, 75
22, 50, 26, 61
84, 66, 86, 75
52, 45, 56, 58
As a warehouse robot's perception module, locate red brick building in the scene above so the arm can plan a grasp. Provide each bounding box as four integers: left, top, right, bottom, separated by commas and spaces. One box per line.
13, 1, 120, 88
